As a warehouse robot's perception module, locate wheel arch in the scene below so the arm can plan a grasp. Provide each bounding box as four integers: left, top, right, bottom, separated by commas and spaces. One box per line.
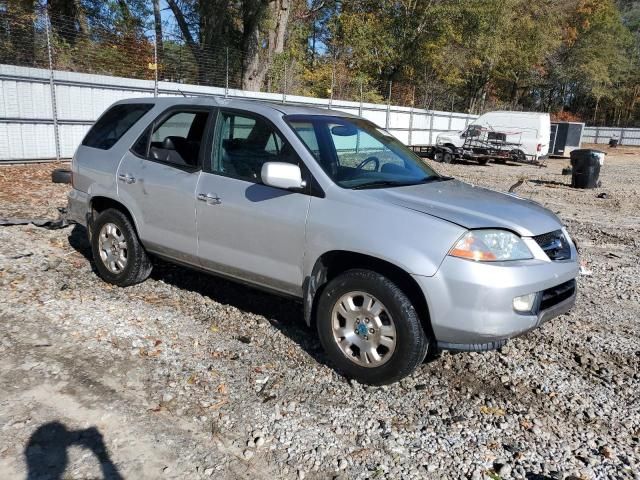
303, 250, 434, 340
88, 196, 139, 239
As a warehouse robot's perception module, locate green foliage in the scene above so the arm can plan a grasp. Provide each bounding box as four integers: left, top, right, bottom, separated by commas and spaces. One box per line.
2, 0, 640, 125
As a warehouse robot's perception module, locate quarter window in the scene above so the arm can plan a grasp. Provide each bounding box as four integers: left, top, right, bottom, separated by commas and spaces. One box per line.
212, 112, 299, 182
83, 103, 152, 150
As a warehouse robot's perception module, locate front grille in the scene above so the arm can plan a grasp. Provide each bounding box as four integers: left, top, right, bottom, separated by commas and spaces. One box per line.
539, 279, 576, 311
533, 230, 571, 261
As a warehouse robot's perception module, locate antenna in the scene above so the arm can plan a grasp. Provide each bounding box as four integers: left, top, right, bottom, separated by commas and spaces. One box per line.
178, 89, 187, 97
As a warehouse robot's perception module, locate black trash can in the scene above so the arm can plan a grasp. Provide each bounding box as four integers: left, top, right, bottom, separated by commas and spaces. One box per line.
570, 149, 604, 189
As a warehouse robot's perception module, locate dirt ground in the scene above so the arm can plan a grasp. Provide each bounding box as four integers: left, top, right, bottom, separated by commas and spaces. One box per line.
0, 147, 638, 480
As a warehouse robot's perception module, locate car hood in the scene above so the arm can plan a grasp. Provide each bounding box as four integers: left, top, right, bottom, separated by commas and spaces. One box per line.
363, 179, 561, 237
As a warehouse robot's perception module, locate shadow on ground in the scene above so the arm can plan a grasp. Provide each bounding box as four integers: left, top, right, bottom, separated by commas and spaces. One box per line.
67, 224, 327, 366
67, 224, 441, 372
529, 179, 571, 188
25, 421, 122, 480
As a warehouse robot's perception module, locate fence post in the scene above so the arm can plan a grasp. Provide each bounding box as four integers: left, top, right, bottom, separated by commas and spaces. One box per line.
447, 99, 454, 131
619, 127, 625, 146
429, 109, 435, 146
328, 64, 335, 110
594, 127, 599, 144
385, 81, 392, 129
225, 47, 229, 98
358, 79, 363, 117
153, 34, 158, 97
282, 62, 287, 104
45, 12, 61, 161
408, 86, 415, 146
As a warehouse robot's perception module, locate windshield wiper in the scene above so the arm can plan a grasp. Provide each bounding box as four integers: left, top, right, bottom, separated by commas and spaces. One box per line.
421, 175, 453, 183
352, 176, 452, 190
352, 180, 416, 190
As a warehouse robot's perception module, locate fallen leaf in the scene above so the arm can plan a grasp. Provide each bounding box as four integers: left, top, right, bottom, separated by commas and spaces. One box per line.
480, 406, 505, 416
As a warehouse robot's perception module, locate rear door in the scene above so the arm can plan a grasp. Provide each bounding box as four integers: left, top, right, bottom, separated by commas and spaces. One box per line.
117, 106, 213, 264
195, 109, 312, 295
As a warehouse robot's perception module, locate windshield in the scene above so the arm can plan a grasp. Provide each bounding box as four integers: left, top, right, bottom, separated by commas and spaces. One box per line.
285, 115, 440, 189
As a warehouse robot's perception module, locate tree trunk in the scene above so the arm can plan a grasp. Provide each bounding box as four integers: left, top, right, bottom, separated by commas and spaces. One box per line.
74, 0, 88, 38
166, 0, 203, 82
242, 0, 291, 92
8, 0, 36, 66
48, 0, 84, 44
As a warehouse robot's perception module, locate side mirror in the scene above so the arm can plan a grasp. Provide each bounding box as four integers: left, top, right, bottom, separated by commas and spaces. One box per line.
261, 162, 305, 190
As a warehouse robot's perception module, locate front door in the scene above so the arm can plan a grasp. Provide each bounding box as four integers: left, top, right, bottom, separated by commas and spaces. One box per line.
117, 107, 212, 264
196, 110, 311, 295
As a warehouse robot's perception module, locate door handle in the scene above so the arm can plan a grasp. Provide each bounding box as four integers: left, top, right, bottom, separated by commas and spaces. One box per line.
197, 193, 222, 205
118, 173, 136, 184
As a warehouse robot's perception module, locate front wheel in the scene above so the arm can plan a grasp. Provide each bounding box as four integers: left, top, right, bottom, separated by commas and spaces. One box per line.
316, 269, 430, 385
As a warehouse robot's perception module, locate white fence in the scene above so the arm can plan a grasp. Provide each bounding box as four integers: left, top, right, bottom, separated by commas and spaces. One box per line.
0, 64, 479, 162
583, 126, 640, 146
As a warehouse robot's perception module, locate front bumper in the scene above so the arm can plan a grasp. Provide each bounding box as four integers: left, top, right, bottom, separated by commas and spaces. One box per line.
413, 255, 579, 351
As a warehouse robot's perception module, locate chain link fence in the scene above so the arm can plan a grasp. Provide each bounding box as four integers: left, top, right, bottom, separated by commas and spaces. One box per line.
1, 10, 461, 109
1, 10, 483, 161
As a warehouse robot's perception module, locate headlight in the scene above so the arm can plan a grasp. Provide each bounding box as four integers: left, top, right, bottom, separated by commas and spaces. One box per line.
449, 230, 533, 262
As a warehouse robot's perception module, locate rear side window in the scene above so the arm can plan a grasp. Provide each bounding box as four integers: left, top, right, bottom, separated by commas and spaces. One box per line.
83, 104, 153, 150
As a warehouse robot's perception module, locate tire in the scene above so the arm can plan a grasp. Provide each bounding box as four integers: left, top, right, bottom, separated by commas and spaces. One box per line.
443, 152, 454, 164
478, 158, 489, 166
316, 269, 430, 385
51, 168, 72, 184
433, 151, 444, 163
510, 150, 526, 162
91, 208, 152, 287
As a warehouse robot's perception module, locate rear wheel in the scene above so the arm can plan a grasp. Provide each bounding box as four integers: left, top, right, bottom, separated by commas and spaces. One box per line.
478, 158, 489, 166
91, 208, 152, 287
510, 149, 527, 162
316, 269, 430, 385
433, 151, 444, 162
443, 152, 454, 164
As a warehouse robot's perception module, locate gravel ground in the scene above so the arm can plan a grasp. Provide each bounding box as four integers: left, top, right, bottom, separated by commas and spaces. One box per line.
0, 148, 638, 480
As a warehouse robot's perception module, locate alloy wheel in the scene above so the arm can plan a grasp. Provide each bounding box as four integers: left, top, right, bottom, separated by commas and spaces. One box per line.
98, 222, 128, 274
331, 291, 397, 367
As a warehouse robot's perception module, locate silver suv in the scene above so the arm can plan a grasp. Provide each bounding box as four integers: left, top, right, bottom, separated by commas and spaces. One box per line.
68, 97, 579, 385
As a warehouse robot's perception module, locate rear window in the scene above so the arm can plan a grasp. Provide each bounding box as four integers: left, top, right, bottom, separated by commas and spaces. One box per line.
82, 103, 153, 150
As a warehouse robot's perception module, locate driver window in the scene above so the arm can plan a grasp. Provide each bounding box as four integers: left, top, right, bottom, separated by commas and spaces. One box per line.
329, 123, 403, 172
213, 111, 299, 182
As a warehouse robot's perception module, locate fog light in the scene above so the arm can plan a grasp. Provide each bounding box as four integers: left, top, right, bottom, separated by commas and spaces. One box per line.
513, 293, 537, 313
